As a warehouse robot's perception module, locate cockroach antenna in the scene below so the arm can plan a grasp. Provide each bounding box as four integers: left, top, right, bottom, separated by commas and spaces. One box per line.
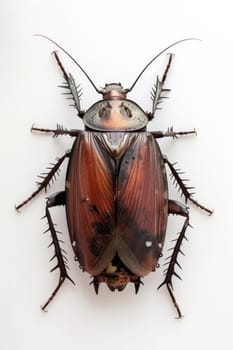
34, 34, 102, 94
126, 38, 201, 92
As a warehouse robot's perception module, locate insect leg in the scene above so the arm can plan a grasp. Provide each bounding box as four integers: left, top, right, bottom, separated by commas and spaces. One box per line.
31, 124, 80, 137
15, 150, 70, 211
152, 127, 196, 139
163, 156, 213, 215
53, 51, 84, 118
41, 191, 75, 311
158, 199, 189, 318
148, 53, 173, 120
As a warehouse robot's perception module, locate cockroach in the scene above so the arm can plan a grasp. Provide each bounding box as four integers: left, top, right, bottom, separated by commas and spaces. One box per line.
16, 36, 212, 317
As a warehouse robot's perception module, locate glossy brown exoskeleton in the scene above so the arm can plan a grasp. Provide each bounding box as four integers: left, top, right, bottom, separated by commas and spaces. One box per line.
16, 36, 212, 318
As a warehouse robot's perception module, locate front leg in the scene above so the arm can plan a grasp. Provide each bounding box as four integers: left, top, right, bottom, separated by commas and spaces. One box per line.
148, 53, 173, 120
53, 51, 84, 118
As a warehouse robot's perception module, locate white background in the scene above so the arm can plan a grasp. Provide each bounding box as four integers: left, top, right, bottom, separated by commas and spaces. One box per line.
1, 1, 233, 349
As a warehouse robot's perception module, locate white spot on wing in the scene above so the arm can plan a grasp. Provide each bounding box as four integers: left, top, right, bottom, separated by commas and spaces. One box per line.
145, 240, 152, 247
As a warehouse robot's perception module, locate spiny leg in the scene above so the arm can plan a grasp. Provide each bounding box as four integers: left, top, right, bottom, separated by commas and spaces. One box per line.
15, 150, 70, 211
158, 200, 190, 318
53, 51, 84, 118
41, 191, 74, 311
148, 53, 173, 120
152, 127, 196, 139
163, 156, 213, 215
31, 124, 80, 138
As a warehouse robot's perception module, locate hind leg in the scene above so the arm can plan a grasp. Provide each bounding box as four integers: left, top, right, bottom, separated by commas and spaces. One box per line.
158, 200, 190, 318
41, 191, 74, 311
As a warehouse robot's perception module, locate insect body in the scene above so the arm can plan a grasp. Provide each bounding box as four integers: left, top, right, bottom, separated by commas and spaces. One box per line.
16, 37, 212, 317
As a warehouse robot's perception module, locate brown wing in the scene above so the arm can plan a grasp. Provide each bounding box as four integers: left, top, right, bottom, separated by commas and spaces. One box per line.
117, 132, 168, 275
66, 132, 116, 275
